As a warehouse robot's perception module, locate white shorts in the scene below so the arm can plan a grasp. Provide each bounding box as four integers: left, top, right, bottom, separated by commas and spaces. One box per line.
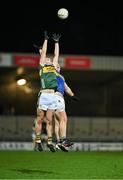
55, 94, 65, 112
38, 92, 57, 110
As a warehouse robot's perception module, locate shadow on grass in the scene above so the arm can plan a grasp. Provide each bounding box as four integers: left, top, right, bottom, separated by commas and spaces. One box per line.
12, 168, 55, 175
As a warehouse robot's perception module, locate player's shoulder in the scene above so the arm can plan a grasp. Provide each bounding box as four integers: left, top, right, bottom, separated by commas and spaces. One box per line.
56, 72, 65, 81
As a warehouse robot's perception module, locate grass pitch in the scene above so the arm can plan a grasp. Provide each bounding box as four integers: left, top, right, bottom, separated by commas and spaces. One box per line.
0, 151, 123, 179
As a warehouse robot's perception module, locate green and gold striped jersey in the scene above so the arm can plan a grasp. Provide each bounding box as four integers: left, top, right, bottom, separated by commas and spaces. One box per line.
39, 64, 57, 90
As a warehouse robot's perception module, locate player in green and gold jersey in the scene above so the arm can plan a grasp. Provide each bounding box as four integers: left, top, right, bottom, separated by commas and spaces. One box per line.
35, 31, 61, 152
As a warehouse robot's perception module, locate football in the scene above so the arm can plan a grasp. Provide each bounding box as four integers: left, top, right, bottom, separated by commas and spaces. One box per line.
57, 8, 69, 19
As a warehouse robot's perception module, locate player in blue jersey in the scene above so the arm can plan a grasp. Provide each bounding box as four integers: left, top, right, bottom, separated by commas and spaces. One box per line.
54, 64, 78, 152
50, 35, 78, 151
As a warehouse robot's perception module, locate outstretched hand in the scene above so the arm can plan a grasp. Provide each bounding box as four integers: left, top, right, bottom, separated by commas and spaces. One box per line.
71, 95, 79, 102
44, 30, 49, 40
52, 33, 61, 42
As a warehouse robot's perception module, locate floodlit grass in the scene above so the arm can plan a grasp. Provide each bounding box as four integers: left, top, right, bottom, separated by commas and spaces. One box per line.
0, 151, 123, 179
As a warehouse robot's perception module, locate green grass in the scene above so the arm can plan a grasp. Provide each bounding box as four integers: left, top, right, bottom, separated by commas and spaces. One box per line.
0, 151, 123, 179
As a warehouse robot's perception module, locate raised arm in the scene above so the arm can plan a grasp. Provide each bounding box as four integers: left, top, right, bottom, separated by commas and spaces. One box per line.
52, 33, 61, 68
39, 31, 49, 66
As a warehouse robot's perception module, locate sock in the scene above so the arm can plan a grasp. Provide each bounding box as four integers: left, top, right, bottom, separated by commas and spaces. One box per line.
36, 134, 41, 143
47, 137, 52, 144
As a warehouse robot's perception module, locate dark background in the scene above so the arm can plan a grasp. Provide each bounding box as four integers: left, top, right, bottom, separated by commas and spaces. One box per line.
0, 1, 123, 55
0, 1, 123, 117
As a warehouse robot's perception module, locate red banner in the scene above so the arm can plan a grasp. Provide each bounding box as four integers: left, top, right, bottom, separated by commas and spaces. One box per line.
13, 55, 39, 67
65, 57, 91, 69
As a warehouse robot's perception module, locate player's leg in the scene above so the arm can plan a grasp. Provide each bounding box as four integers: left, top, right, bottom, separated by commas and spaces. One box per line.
55, 95, 68, 151
34, 93, 44, 151
35, 92, 50, 151
35, 109, 45, 151
54, 113, 61, 150
32, 119, 37, 151
56, 110, 74, 151
55, 110, 68, 151
46, 109, 56, 152
55, 110, 67, 140
32, 132, 36, 151
41, 120, 48, 147
54, 113, 60, 142
55, 95, 74, 151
